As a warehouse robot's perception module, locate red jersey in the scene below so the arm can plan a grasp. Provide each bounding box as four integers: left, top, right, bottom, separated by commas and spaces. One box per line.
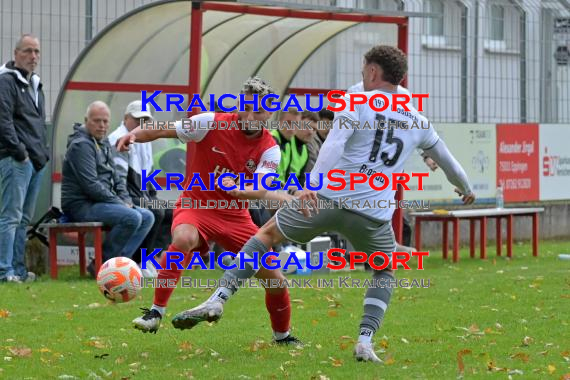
175, 113, 279, 210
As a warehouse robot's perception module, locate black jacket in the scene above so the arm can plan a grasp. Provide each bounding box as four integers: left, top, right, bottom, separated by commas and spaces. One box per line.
0, 61, 50, 170
61, 124, 131, 213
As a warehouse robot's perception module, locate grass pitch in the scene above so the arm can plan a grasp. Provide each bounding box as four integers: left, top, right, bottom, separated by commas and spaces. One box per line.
1, 240, 569, 379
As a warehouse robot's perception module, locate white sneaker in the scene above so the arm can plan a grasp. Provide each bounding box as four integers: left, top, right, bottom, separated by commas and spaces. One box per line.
24, 272, 36, 283
6, 275, 22, 284
139, 262, 158, 279
354, 342, 383, 363
171, 300, 223, 330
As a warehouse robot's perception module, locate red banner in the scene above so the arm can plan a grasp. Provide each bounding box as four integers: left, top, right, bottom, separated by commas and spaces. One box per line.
496, 124, 539, 202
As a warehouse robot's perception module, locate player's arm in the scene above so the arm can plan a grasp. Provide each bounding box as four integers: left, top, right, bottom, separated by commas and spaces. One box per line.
423, 139, 475, 204
116, 113, 213, 151
307, 112, 355, 187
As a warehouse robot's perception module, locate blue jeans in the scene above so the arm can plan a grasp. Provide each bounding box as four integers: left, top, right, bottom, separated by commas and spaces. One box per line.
0, 157, 46, 280
67, 202, 154, 261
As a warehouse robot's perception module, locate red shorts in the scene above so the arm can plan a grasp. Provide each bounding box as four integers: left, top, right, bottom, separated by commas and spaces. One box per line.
171, 207, 258, 254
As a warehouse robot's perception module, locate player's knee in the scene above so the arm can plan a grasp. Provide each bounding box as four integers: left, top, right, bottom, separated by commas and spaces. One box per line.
259, 217, 283, 244
171, 225, 200, 253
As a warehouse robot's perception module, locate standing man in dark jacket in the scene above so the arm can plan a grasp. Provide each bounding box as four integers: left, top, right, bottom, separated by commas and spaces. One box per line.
61, 101, 154, 275
0, 35, 50, 283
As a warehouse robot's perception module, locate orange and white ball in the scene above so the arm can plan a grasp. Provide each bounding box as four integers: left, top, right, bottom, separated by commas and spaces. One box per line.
96, 257, 142, 303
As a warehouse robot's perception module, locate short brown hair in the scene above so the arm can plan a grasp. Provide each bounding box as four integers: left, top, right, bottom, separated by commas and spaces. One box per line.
364, 45, 407, 85
301, 111, 320, 123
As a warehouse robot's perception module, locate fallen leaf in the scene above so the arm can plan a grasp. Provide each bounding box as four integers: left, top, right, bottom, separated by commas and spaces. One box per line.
401, 337, 409, 344
560, 373, 570, 380
9, 347, 32, 357
315, 344, 322, 350
87, 303, 101, 309
39, 348, 51, 353
248, 340, 269, 352
86, 340, 106, 349
522, 336, 534, 346
178, 341, 192, 351
311, 319, 319, 326
384, 353, 395, 365
548, 365, 556, 374
140, 352, 149, 358
510, 352, 529, 362
115, 356, 125, 364
379, 338, 389, 349
0, 309, 10, 318
65, 312, 73, 320
457, 349, 472, 376
329, 357, 343, 367
327, 310, 337, 317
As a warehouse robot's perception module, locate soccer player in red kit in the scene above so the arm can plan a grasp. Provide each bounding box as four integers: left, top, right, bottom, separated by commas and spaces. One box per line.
117, 77, 301, 345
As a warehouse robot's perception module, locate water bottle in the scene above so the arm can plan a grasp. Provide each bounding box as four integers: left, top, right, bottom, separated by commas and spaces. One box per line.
496, 185, 504, 209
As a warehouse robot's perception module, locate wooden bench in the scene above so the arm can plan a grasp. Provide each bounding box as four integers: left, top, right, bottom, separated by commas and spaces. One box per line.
40, 222, 106, 279
410, 207, 544, 263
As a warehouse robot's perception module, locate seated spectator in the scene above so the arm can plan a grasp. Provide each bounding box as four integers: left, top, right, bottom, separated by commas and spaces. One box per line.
108, 100, 172, 270
61, 101, 154, 277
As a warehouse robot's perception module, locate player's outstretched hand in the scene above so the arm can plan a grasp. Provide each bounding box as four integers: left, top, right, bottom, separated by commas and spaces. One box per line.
297, 188, 318, 217
219, 177, 245, 199
455, 188, 476, 205
116, 132, 136, 152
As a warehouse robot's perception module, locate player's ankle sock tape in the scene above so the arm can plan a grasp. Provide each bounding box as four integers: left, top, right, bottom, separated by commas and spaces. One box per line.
358, 328, 374, 344
151, 305, 166, 317
360, 270, 394, 332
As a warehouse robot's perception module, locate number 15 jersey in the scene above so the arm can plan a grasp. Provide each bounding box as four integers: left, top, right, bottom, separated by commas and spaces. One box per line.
317, 90, 440, 222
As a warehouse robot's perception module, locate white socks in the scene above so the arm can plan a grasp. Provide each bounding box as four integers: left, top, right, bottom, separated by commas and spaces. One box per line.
151, 305, 166, 317
274, 330, 290, 340
208, 287, 233, 304
358, 327, 374, 344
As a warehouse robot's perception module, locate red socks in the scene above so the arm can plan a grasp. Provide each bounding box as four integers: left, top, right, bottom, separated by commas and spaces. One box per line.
264, 288, 291, 333
153, 244, 187, 307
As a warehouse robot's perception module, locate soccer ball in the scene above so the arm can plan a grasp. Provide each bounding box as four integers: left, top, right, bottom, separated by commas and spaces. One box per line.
96, 257, 142, 303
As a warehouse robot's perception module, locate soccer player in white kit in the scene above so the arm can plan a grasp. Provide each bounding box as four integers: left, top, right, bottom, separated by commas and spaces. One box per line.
172, 45, 476, 362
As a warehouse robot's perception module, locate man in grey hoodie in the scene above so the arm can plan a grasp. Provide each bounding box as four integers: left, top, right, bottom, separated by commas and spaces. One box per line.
0, 35, 50, 283
61, 101, 154, 275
